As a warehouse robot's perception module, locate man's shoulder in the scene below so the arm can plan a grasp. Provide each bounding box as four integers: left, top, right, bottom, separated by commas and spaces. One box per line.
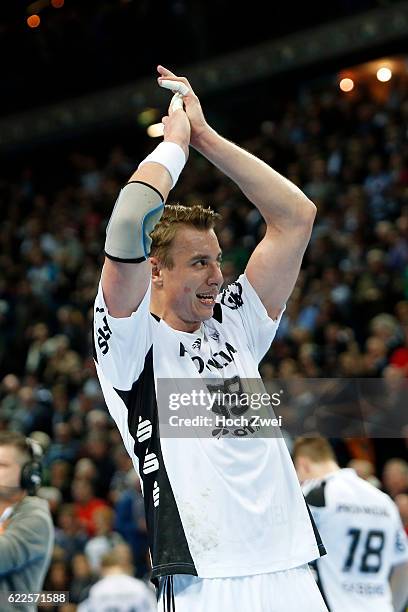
11, 496, 54, 538
340, 469, 390, 499
326, 470, 398, 517
304, 479, 327, 508
17, 496, 52, 517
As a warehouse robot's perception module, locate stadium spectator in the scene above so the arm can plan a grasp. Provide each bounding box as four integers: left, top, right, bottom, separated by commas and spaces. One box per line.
72, 479, 109, 537
382, 459, 408, 498
113, 470, 149, 578
77, 548, 157, 612
348, 458, 382, 488
84, 506, 124, 572
395, 494, 408, 536
49, 460, 72, 502
69, 553, 97, 605
54, 504, 88, 563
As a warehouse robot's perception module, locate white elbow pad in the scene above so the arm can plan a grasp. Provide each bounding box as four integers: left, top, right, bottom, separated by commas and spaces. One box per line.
104, 181, 164, 262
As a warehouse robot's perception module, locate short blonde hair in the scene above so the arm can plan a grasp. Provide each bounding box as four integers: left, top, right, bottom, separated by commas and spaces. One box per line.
150, 204, 220, 269
292, 437, 336, 463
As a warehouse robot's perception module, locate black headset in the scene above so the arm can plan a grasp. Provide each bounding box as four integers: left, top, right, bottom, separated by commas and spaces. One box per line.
20, 438, 43, 495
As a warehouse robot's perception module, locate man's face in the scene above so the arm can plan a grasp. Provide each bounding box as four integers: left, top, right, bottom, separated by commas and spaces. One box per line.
71, 479, 93, 504
0, 445, 22, 493
153, 227, 224, 332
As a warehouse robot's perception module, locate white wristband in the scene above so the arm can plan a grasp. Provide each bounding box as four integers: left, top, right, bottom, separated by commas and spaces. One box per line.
138, 141, 186, 188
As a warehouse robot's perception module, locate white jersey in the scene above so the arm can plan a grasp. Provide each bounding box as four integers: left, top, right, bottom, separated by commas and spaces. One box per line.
303, 468, 408, 611
94, 273, 325, 581
77, 574, 157, 612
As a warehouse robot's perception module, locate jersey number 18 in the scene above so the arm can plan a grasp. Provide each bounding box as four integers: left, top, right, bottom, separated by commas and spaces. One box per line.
343, 528, 385, 573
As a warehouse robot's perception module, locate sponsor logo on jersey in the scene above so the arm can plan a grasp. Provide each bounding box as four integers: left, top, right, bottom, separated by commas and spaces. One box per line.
153, 481, 160, 507
336, 503, 390, 517
212, 426, 230, 438
143, 452, 159, 475
212, 420, 261, 438
208, 376, 262, 438
136, 417, 152, 443
192, 338, 202, 350
96, 315, 112, 355
187, 341, 238, 374
220, 281, 244, 310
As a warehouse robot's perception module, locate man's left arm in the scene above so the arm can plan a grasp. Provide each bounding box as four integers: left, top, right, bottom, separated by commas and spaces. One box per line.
157, 66, 316, 319
390, 561, 408, 612
194, 129, 316, 320
390, 515, 408, 612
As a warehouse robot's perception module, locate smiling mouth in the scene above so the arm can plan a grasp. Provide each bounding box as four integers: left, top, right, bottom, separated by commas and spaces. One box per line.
196, 293, 216, 305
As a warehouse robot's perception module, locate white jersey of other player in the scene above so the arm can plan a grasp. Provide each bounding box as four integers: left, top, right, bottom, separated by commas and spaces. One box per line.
77, 573, 157, 612
94, 274, 325, 582
303, 468, 408, 611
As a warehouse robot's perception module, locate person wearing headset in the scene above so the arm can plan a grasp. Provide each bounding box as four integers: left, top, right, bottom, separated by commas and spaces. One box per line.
0, 431, 54, 611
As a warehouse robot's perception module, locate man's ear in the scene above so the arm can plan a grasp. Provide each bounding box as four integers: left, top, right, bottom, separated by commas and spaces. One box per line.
295, 456, 310, 482
150, 256, 163, 287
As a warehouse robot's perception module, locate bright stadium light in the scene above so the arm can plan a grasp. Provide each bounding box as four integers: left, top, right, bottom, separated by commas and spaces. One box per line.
376, 67, 392, 82
27, 14, 41, 28
147, 123, 164, 138
339, 78, 354, 92
138, 108, 160, 128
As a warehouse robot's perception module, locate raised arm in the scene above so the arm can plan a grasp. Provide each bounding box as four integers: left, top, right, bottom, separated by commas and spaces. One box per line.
101, 99, 190, 318
192, 129, 316, 320
157, 66, 316, 320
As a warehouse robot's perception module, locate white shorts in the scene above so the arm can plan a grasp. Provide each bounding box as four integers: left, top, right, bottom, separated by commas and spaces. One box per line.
158, 564, 328, 612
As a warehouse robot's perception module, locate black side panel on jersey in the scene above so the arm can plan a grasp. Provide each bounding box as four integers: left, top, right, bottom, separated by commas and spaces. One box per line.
303, 496, 327, 557
305, 482, 327, 508
212, 302, 223, 323
310, 561, 331, 611
113, 346, 197, 580
92, 314, 98, 364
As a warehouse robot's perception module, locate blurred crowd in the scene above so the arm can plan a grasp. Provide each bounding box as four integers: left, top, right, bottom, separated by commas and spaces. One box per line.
1, 74, 408, 605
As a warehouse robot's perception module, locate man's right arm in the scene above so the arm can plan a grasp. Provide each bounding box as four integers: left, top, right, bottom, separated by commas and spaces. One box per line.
101, 163, 172, 319
101, 104, 190, 319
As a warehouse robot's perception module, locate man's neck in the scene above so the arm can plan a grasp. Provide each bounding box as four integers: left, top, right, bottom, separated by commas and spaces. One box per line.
150, 303, 201, 333
102, 567, 129, 577
310, 461, 340, 480
0, 492, 25, 518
